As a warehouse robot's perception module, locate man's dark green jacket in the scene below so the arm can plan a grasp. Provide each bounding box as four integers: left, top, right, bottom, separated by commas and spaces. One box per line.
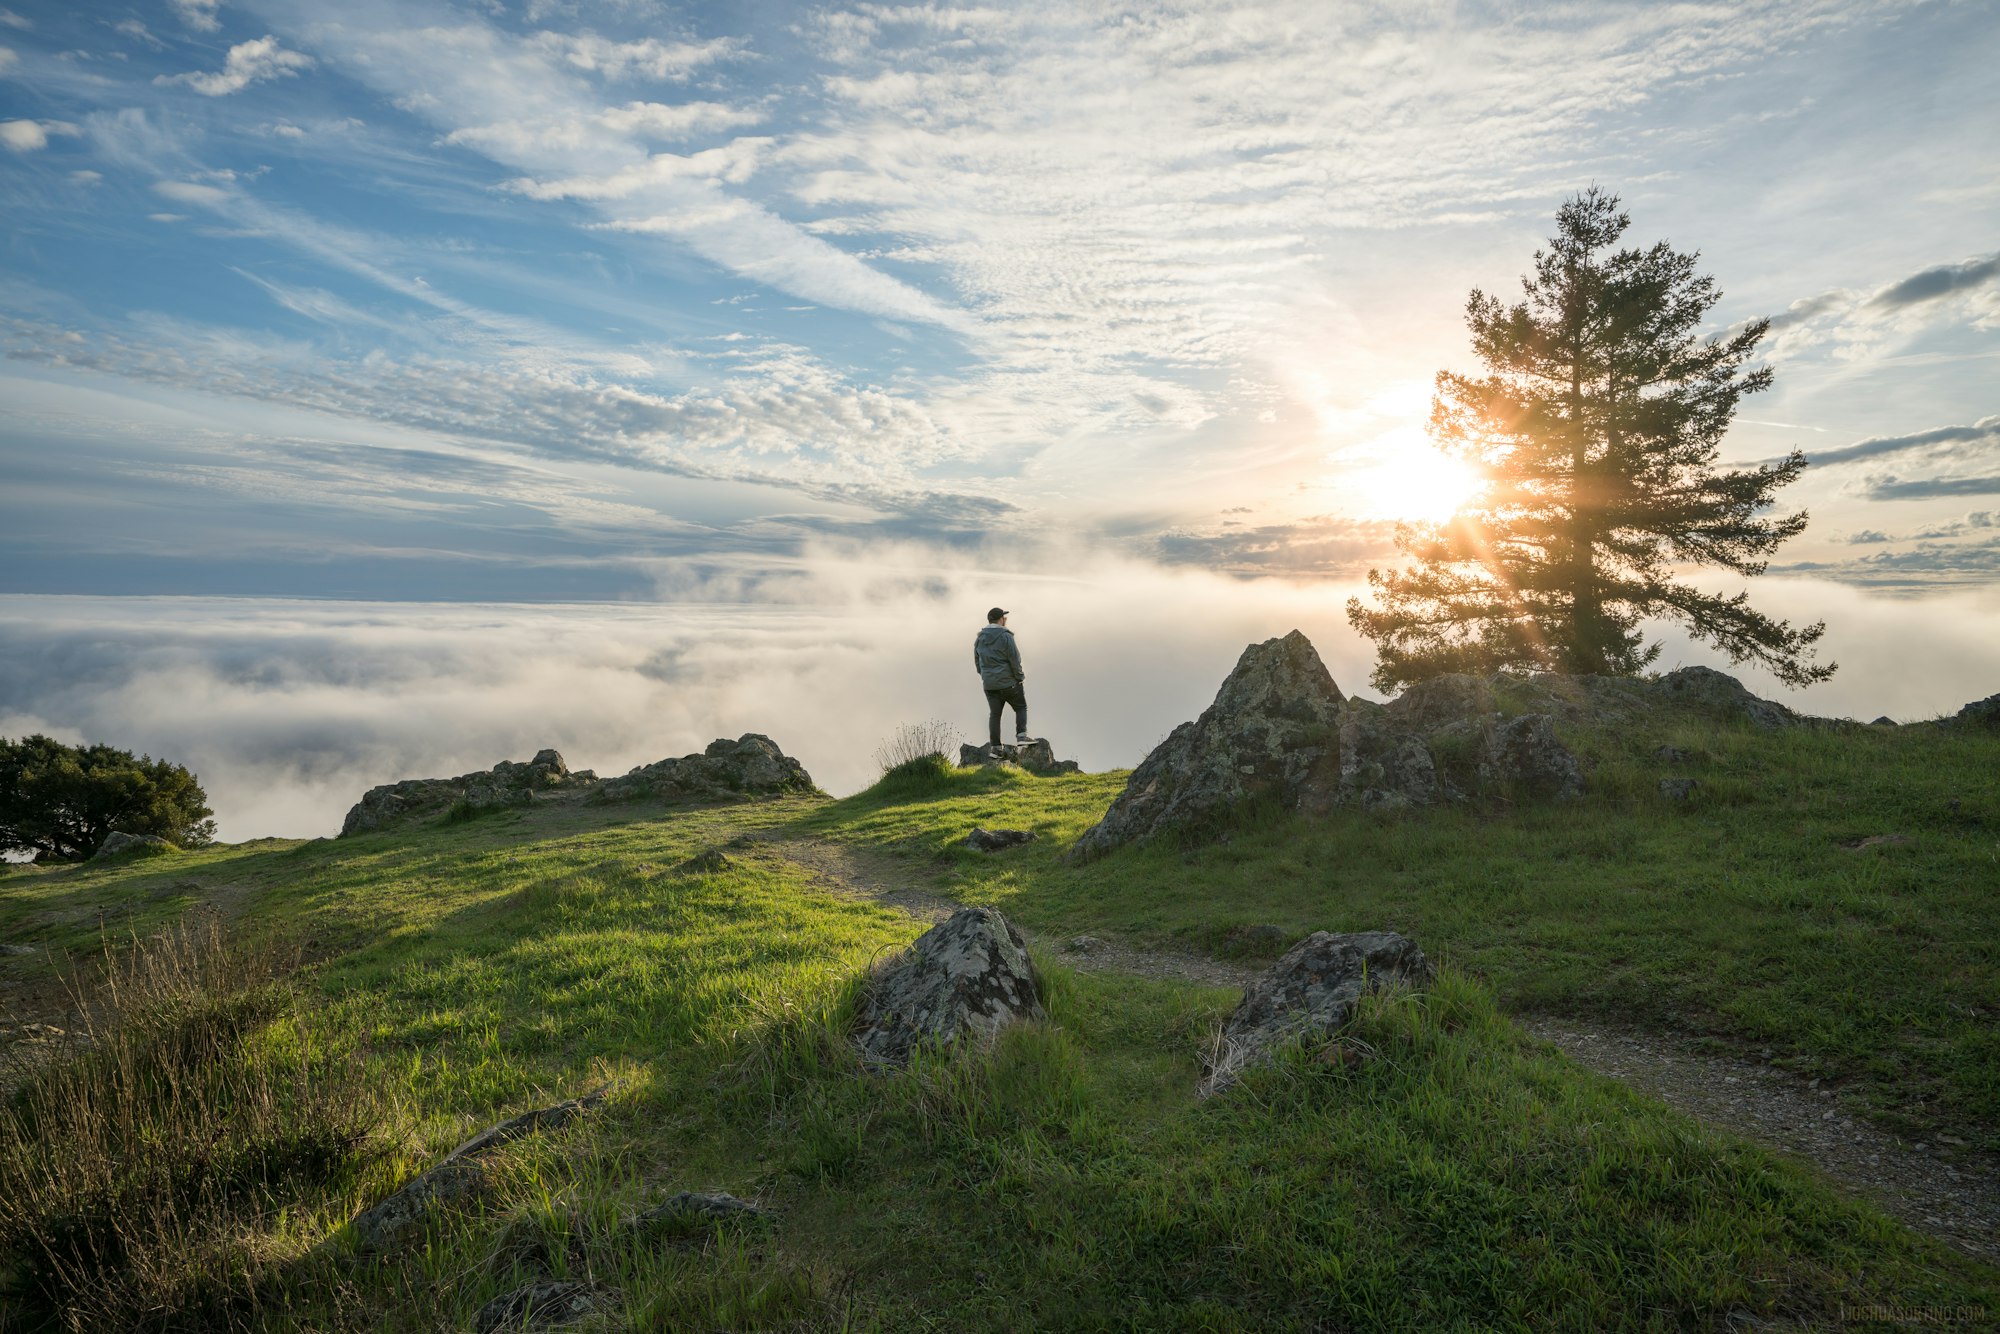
974, 624, 1024, 690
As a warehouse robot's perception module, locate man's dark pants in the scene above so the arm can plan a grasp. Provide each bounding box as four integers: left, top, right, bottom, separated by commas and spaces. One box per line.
985, 685, 1027, 746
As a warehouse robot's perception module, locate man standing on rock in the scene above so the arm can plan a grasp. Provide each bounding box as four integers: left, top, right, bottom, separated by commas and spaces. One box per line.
974, 607, 1032, 750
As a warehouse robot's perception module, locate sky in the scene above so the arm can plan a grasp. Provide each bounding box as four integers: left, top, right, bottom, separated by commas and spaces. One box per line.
1, 1, 1997, 838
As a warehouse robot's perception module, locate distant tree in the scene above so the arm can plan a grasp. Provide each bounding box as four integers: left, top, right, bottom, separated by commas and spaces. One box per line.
1347, 187, 1835, 693
0, 735, 216, 861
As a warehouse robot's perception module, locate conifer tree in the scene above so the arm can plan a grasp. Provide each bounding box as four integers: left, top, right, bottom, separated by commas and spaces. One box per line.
1347, 188, 1835, 692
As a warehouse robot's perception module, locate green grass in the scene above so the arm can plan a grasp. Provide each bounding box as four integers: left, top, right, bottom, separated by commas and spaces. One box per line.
806, 719, 2000, 1144
0, 722, 1995, 1330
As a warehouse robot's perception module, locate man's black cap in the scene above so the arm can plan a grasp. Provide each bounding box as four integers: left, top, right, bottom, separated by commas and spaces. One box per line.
987, 606, 1008, 622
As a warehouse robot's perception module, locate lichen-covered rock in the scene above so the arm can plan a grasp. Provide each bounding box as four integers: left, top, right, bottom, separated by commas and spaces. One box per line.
91, 831, 174, 860
958, 740, 1081, 774
1645, 665, 1801, 730
348, 1089, 609, 1252
1203, 931, 1432, 1095
1479, 713, 1583, 800
674, 849, 734, 875
965, 828, 1035, 852
348, 1160, 488, 1252
473, 1280, 605, 1333
342, 737, 814, 835
632, 1191, 771, 1233
1336, 701, 1443, 810
1070, 631, 1345, 859
589, 734, 814, 804
1384, 674, 1495, 731
854, 907, 1045, 1067
1659, 777, 1697, 801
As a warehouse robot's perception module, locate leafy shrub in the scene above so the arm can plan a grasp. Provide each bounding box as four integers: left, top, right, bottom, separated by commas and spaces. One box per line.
0, 734, 216, 862
0, 917, 382, 1332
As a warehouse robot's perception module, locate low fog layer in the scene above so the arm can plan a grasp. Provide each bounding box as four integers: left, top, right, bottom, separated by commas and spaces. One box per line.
1, 555, 1994, 841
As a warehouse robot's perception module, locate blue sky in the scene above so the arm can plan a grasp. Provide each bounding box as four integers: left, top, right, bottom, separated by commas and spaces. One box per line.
1, 2, 1997, 835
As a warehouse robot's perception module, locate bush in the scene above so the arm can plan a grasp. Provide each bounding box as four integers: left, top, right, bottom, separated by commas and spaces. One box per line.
872, 719, 961, 776
0, 735, 216, 862
0, 917, 381, 1332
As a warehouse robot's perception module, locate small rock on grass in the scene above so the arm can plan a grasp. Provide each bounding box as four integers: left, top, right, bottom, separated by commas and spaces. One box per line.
673, 848, 734, 874
965, 828, 1035, 852
1204, 930, 1430, 1096
1658, 777, 1697, 801
631, 1191, 771, 1237
1843, 834, 1913, 852
349, 1087, 612, 1253
853, 907, 1045, 1068
473, 1280, 606, 1333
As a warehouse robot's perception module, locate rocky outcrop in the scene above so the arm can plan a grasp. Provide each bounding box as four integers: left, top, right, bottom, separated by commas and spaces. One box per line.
958, 740, 1082, 775
1947, 693, 2000, 731
1070, 631, 1346, 859
965, 828, 1035, 852
1067, 631, 1845, 859
587, 734, 814, 804
854, 907, 1045, 1068
340, 737, 813, 836
91, 831, 174, 860
1645, 665, 1802, 730
1203, 930, 1431, 1095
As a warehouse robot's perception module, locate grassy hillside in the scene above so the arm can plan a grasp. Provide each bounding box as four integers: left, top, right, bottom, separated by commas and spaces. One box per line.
0, 713, 1995, 1331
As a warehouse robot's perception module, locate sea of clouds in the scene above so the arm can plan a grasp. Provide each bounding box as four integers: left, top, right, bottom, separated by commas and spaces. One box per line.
2, 549, 1995, 842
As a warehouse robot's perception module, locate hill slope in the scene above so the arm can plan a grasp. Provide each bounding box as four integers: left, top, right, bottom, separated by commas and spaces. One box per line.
0, 712, 1995, 1331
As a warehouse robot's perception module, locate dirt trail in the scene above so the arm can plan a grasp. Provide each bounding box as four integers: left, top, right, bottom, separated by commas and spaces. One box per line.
758, 833, 2000, 1268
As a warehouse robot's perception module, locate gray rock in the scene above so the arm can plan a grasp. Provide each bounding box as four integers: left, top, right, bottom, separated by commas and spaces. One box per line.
343, 736, 814, 834
1204, 931, 1432, 1095
91, 831, 173, 860
1384, 673, 1495, 731
673, 849, 734, 875
349, 1160, 488, 1253
958, 740, 1080, 774
854, 907, 1045, 1068
1480, 713, 1583, 801
1065, 935, 1105, 955
965, 828, 1035, 852
0, 943, 39, 957
1646, 666, 1800, 730
1659, 777, 1697, 801
589, 733, 815, 805
632, 1191, 770, 1232
444, 1086, 610, 1162
1870, 716, 1898, 728
1071, 630, 1345, 859
1947, 693, 2000, 731
1337, 701, 1443, 810
1654, 745, 1691, 763
473, 1280, 604, 1333
350, 1089, 608, 1252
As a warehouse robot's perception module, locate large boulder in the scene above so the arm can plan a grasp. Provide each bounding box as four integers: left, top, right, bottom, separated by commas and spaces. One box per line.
1334, 700, 1444, 810
1070, 631, 1345, 859
341, 748, 576, 835
1203, 930, 1432, 1095
854, 907, 1045, 1068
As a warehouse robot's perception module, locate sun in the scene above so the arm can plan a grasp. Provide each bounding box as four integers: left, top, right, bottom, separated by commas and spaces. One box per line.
1347, 424, 1484, 524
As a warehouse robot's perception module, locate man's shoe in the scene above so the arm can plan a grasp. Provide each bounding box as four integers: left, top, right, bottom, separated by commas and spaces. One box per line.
1015, 735, 1037, 745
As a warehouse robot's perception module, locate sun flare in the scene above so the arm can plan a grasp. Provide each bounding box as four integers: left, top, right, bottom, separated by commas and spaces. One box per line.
1344, 424, 1484, 524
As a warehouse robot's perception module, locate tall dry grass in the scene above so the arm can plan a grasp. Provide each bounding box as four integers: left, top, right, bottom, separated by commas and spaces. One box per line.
0, 915, 382, 1333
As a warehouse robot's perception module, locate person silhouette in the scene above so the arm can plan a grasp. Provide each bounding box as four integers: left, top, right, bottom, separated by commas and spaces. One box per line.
972, 607, 1032, 749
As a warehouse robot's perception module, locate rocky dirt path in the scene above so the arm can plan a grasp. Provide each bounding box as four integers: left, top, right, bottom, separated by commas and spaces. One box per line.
757, 833, 2000, 1268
